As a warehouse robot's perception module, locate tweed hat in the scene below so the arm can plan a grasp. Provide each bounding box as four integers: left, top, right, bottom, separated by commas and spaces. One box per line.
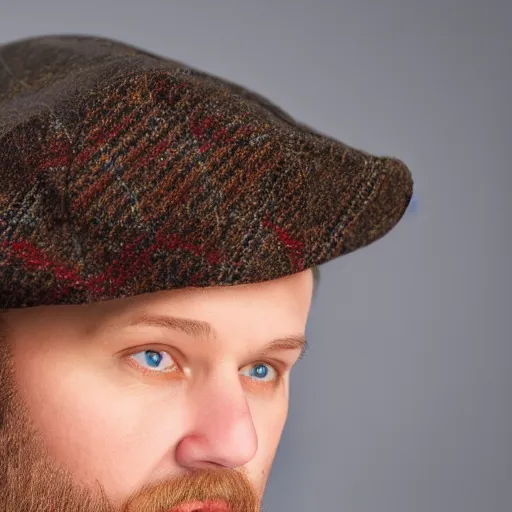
0, 34, 413, 310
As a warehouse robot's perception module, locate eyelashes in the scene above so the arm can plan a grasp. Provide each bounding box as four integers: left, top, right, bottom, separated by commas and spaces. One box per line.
130, 349, 178, 374
125, 348, 285, 386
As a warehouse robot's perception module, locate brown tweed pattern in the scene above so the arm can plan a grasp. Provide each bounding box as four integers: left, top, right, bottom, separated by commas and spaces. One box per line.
0, 35, 413, 309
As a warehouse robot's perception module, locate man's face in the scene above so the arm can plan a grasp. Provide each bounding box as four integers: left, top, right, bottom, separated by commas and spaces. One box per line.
0, 269, 313, 511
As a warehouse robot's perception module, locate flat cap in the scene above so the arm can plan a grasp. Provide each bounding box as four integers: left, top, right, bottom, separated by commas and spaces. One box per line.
0, 35, 413, 309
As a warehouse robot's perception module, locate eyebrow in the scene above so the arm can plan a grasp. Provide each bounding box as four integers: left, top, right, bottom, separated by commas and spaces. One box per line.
120, 313, 309, 360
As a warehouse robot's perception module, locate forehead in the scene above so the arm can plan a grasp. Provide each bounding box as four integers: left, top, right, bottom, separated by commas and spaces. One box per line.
3, 268, 314, 338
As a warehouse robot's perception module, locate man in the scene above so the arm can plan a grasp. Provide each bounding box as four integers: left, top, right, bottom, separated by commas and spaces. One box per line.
0, 35, 413, 512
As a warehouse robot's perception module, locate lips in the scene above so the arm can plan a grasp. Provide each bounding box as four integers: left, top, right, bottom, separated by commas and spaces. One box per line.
169, 500, 230, 512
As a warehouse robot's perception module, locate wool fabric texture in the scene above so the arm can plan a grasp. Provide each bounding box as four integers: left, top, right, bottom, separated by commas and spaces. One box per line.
0, 35, 414, 310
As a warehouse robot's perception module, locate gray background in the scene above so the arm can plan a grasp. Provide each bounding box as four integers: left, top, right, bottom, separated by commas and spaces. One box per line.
1, 1, 510, 510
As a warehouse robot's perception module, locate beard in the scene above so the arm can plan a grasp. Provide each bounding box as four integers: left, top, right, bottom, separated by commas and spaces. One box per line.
0, 330, 263, 512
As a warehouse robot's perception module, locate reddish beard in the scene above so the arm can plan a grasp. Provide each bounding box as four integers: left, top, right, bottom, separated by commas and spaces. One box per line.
0, 331, 262, 512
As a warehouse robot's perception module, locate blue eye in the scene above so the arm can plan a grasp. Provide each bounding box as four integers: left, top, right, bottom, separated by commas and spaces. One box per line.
130, 350, 177, 373
129, 350, 279, 382
240, 363, 278, 382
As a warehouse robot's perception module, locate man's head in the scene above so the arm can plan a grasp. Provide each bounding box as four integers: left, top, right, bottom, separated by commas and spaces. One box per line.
0, 267, 315, 511
0, 33, 412, 512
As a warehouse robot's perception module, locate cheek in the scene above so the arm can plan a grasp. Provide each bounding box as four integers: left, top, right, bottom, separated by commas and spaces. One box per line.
256, 399, 288, 449
11, 342, 185, 498
244, 386, 289, 489
256, 379, 289, 447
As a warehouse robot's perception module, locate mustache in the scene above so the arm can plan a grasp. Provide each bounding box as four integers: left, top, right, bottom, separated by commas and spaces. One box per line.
121, 468, 260, 512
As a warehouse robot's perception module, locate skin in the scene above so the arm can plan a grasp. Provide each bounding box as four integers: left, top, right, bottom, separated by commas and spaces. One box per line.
0, 268, 313, 512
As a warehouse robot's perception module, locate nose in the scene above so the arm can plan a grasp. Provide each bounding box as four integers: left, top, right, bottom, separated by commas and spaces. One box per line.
174, 373, 258, 469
